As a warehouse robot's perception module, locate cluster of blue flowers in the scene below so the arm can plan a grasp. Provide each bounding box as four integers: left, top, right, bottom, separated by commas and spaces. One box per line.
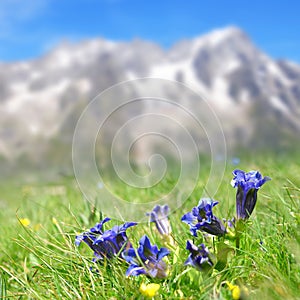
75, 217, 137, 262
75, 214, 170, 277
76, 169, 270, 277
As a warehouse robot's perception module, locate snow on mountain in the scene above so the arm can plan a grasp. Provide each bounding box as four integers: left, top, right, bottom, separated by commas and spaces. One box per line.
0, 26, 299, 165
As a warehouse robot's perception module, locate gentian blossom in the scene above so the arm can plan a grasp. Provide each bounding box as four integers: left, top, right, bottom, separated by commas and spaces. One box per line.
122, 235, 170, 278
147, 205, 171, 236
231, 169, 271, 220
181, 198, 226, 237
184, 240, 214, 271
75, 218, 137, 262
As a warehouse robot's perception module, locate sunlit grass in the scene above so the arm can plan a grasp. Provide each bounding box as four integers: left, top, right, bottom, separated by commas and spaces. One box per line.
0, 154, 299, 299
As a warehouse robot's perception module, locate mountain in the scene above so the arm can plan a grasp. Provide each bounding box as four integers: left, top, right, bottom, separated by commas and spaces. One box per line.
0, 26, 299, 175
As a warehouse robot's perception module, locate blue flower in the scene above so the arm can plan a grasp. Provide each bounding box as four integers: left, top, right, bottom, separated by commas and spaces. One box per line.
226, 217, 236, 229
184, 240, 214, 271
122, 235, 170, 278
75, 218, 137, 261
231, 169, 271, 220
147, 205, 171, 236
231, 157, 240, 165
181, 198, 226, 237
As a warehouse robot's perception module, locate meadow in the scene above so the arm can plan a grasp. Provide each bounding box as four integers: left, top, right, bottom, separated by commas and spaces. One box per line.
0, 153, 299, 299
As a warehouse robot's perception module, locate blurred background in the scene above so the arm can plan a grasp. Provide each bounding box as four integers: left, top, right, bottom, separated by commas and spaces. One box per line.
0, 0, 300, 182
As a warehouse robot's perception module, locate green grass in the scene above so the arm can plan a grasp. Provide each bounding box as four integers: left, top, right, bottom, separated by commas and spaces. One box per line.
0, 155, 300, 299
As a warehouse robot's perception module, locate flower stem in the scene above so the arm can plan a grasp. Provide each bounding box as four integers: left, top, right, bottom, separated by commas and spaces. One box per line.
236, 235, 240, 249
235, 219, 244, 251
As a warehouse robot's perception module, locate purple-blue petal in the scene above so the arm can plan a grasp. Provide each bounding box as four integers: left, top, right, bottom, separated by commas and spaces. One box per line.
148, 268, 158, 278
191, 206, 199, 217
126, 264, 146, 277
181, 212, 197, 225
157, 247, 170, 260
90, 217, 111, 234
190, 226, 199, 237
122, 248, 138, 264
75, 234, 84, 246
147, 205, 171, 236
184, 255, 194, 266
162, 204, 170, 216
138, 235, 158, 259
186, 240, 198, 253
118, 222, 138, 232
125, 235, 170, 278
149, 211, 158, 222
152, 205, 161, 215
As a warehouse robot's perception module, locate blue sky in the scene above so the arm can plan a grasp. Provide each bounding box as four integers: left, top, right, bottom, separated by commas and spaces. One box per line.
0, 0, 299, 62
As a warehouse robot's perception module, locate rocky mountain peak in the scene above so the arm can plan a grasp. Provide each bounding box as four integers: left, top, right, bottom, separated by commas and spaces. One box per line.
0, 26, 299, 168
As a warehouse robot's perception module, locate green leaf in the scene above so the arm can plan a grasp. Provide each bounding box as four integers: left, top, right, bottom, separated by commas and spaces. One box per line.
0, 272, 7, 299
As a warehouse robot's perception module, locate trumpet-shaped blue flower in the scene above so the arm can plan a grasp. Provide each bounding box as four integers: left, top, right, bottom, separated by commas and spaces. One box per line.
231, 169, 271, 220
147, 205, 171, 236
122, 235, 170, 278
75, 218, 137, 261
181, 198, 226, 237
184, 240, 214, 271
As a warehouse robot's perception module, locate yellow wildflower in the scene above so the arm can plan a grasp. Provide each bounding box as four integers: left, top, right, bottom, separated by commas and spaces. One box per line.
226, 281, 241, 300
52, 217, 58, 225
139, 283, 160, 298
20, 218, 30, 227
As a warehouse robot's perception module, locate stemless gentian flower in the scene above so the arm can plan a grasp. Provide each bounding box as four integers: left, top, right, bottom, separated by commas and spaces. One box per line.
231, 169, 271, 220
122, 235, 170, 278
181, 198, 226, 237
147, 205, 171, 236
184, 240, 214, 271
75, 218, 137, 262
